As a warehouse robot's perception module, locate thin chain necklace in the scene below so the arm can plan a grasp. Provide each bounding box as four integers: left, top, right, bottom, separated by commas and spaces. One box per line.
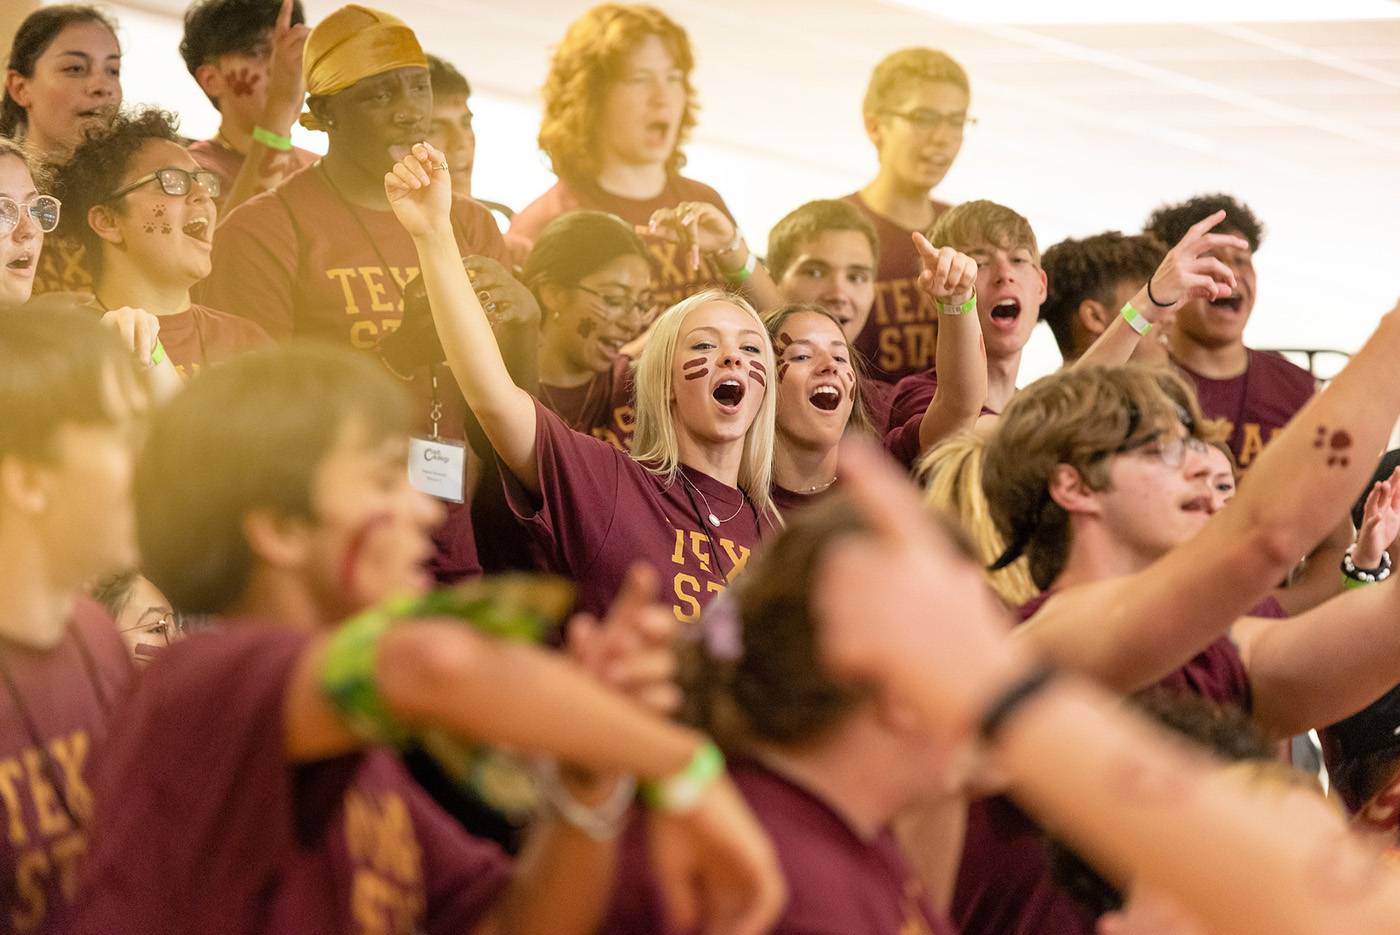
679, 470, 745, 527
802, 476, 838, 494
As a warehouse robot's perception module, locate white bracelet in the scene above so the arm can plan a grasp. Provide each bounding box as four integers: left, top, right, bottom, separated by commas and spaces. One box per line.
532, 759, 636, 841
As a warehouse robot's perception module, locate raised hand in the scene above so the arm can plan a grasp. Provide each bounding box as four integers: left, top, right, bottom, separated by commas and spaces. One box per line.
384, 141, 453, 238
642, 201, 739, 273
913, 233, 977, 306
1141, 210, 1249, 320
260, 0, 310, 132
815, 438, 1032, 740
463, 256, 542, 329
568, 564, 681, 716
1353, 465, 1400, 569
649, 775, 786, 935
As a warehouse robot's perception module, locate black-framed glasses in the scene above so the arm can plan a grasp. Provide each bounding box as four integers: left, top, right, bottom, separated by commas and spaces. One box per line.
880, 109, 977, 133
0, 195, 61, 234
574, 284, 656, 323
107, 166, 221, 203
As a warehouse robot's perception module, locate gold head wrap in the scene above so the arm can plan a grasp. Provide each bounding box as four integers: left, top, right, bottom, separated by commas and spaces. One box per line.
298, 5, 427, 131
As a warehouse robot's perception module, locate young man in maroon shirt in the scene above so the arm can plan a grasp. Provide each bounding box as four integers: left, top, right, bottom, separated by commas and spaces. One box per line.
0, 309, 137, 934
949, 300, 1400, 935
52, 107, 272, 378
843, 48, 970, 385
181, 0, 317, 217
74, 343, 783, 935
1145, 193, 1315, 470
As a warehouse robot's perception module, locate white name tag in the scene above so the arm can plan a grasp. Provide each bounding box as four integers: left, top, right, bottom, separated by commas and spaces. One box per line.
408, 436, 466, 502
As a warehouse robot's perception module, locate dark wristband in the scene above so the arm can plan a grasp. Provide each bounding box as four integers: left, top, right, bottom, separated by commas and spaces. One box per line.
977, 664, 1058, 743
1145, 277, 1177, 308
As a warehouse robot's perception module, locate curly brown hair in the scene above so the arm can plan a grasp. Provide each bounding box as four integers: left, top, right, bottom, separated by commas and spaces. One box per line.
538, 4, 697, 183
1041, 231, 1166, 360
51, 106, 182, 278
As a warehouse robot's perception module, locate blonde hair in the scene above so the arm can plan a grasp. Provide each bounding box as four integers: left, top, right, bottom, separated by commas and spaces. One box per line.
919, 433, 1038, 607
863, 47, 969, 117
929, 199, 1040, 265
0, 138, 49, 191
632, 288, 776, 518
538, 4, 697, 183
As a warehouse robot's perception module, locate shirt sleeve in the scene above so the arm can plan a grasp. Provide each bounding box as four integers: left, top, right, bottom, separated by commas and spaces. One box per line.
499, 399, 626, 578
882, 412, 925, 470
887, 373, 938, 430
194, 194, 300, 340
453, 196, 511, 265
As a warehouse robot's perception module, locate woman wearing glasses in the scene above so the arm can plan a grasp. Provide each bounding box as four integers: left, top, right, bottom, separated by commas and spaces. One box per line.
0, 139, 60, 308
52, 107, 271, 376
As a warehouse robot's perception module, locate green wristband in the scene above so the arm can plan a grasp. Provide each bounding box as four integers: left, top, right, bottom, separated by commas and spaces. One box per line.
320, 607, 414, 747
1343, 575, 1374, 591
252, 125, 293, 151
1120, 303, 1152, 336
936, 291, 977, 316
642, 742, 725, 812
149, 340, 167, 366
722, 250, 756, 284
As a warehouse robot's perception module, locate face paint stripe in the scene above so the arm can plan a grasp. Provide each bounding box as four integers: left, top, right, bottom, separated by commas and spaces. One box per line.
683, 368, 710, 381
682, 357, 707, 370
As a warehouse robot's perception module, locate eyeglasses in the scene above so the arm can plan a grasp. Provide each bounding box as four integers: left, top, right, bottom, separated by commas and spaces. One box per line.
107, 166, 221, 203
1116, 432, 1210, 469
574, 284, 656, 323
118, 610, 187, 646
881, 109, 977, 133
0, 195, 61, 234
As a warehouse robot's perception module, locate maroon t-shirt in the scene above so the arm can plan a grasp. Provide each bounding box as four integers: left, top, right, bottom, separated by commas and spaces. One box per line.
842, 193, 949, 384
508, 176, 735, 310
953, 590, 1256, 935
885, 368, 998, 469
539, 354, 638, 453
74, 625, 511, 935
860, 372, 896, 436
502, 400, 774, 621
0, 597, 131, 935
187, 137, 319, 216
1175, 349, 1315, 469
156, 303, 273, 377
604, 759, 957, 935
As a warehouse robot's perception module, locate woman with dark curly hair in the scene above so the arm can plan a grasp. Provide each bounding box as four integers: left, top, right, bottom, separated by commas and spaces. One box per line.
51, 107, 271, 376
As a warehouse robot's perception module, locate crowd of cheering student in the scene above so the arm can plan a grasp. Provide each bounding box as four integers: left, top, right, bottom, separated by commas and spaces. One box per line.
3, 1, 1400, 933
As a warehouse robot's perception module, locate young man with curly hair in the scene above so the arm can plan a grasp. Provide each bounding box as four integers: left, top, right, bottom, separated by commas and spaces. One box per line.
1145, 193, 1315, 470
1040, 231, 1168, 366
51, 106, 271, 376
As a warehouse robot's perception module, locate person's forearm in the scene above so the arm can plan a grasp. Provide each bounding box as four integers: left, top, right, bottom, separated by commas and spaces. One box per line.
1271, 518, 1351, 616
920, 308, 986, 450
734, 261, 783, 313
1246, 577, 1400, 736
992, 677, 1400, 935
489, 817, 619, 935
1074, 313, 1142, 369
379, 622, 699, 780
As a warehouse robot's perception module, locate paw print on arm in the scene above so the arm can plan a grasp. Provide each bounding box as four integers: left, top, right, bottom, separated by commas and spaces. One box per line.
1314, 426, 1353, 468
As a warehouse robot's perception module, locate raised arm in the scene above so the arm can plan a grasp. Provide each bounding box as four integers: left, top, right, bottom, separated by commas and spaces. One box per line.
818, 440, 1400, 935
1077, 210, 1244, 369
385, 143, 542, 493
913, 233, 986, 450
644, 202, 784, 312
1025, 299, 1400, 691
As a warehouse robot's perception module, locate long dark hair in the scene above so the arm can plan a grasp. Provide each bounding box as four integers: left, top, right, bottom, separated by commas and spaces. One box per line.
1, 5, 120, 138
520, 209, 649, 308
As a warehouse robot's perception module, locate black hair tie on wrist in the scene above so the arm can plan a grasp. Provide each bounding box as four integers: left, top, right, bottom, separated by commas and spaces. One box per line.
977, 664, 1059, 743
1146, 277, 1178, 308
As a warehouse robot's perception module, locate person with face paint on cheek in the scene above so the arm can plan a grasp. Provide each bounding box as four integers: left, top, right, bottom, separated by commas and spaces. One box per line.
72, 342, 784, 935
51, 107, 273, 380
390, 142, 780, 624
2, 5, 123, 297
194, 5, 514, 585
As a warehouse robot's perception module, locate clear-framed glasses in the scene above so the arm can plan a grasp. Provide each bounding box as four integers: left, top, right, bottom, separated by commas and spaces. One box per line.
118, 610, 186, 647
1117, 432, 1210, 469
881, 109, 977, 133
574, 284, 657, 324
107, 166, 221, 203
0, 195, 61, 234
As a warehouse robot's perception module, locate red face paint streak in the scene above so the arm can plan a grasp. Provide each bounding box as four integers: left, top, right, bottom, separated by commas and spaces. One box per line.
682, 357, 707, 370
338, 513, 394, 596
748, 363, 766, 388
683, 368, 710, 381
577, 318, 596, 339
778, 363, 790, 382
776, 332, 794, 351
226, 66, 260, 97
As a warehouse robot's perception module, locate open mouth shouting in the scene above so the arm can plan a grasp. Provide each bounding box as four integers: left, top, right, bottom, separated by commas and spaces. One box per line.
988, 297, 1022, 331
712, 377, 746, 412
1209, 294, 1243, 313
808, 383, 843, 412
182, 216, 212, 244
643, 119, 674, 149
1180, 494, 1213, 515
4, 251, 35, 275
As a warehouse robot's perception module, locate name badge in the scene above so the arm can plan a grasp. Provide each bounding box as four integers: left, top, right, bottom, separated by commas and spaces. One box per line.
408, 436, 466, 502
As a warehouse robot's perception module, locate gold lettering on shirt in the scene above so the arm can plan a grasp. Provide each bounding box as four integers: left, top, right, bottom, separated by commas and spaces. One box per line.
327, 267, 361, 315
0, 758, 28, 846
359, 267, 395, 314
345, 789, 426, 935
668, 529, 751, 621
1238, 423, 1265, 467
